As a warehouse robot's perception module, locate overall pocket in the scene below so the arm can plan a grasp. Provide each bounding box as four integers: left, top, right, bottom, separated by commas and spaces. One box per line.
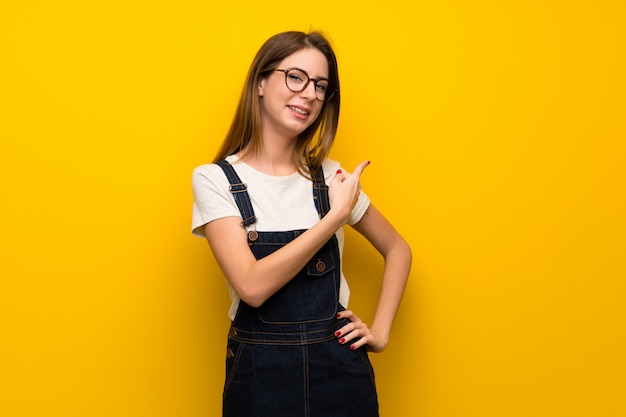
258, 251, 338, 323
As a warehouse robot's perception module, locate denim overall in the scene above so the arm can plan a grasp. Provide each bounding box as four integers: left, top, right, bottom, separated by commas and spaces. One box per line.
216, 160, 379, 417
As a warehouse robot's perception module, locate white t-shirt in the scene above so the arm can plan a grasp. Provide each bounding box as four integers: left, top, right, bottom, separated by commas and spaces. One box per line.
191, 154, 371, 320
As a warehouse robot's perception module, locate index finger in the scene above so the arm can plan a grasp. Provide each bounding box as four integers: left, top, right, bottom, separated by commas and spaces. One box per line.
351, 160, 371, 179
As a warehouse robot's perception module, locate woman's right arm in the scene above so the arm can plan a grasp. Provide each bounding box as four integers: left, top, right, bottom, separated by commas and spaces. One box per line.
203, 160, 370, 307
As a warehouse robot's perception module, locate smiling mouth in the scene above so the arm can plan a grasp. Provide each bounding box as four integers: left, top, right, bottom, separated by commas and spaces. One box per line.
288, 106, 310, 115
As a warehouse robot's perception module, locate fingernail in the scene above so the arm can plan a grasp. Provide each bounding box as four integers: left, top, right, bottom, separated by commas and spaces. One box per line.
350, 345, 357, 351
338, 338, 345, 344
334, 331, 341, 337
367, 160, 371, 165
336, 313, 341, 319
336, 169, 342, 174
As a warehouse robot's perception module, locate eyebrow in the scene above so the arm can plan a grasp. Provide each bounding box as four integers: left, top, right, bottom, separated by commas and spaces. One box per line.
287, 67, 329, 81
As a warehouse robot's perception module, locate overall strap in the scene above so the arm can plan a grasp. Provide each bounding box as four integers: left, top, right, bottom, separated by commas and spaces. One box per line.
311, 166, 330, 219
215, 160, 257, 227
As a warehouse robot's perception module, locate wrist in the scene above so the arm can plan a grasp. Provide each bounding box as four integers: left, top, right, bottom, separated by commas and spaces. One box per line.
327, 206, 351, 226
370, 326, 390, 347
324, 208, 350, 229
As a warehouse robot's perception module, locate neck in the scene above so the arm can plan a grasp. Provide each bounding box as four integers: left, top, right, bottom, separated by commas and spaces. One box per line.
240, 135, 298, 177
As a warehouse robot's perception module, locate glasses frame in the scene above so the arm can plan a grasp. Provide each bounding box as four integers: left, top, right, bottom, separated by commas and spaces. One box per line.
275, 68, 337, 102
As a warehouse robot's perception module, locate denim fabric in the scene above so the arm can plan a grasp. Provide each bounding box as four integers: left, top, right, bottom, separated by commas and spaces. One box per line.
217, 161, 379, 417
223, 232, 379, 417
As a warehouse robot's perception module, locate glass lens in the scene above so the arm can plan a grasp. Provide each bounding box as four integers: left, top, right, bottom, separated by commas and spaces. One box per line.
284, 69, 333, 101
285, 69, 308, 92
314, 80, 330, 101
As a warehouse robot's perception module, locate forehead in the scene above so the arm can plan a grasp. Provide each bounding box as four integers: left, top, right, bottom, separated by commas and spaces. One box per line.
278, 48, 329, 78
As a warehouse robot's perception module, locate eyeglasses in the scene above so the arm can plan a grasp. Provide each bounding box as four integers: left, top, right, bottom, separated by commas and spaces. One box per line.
275, 68, 337, 102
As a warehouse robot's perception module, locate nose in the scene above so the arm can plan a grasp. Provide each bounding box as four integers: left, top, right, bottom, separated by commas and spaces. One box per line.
299, 81, 317, 100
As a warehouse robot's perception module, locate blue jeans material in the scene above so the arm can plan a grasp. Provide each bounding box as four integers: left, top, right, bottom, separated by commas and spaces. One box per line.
223, 232, 379, 417
216, 160, 379, 417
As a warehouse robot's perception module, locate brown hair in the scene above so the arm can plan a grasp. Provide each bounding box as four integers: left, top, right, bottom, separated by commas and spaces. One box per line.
212, 31, 341, 177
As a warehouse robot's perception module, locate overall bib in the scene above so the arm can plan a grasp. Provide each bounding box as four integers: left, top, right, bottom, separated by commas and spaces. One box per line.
216, 160, 379, 417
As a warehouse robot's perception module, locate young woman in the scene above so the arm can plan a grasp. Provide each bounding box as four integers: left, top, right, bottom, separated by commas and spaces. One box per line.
192, 31, 411, 417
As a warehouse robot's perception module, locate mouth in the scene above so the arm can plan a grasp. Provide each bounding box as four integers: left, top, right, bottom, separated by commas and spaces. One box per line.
288, 105, 310, 116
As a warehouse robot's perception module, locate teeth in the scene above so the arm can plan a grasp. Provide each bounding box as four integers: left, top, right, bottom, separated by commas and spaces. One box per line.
289, 106, 309, 115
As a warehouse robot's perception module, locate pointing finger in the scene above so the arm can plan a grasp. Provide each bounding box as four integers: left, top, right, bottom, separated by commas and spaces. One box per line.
351, 160, 371, 179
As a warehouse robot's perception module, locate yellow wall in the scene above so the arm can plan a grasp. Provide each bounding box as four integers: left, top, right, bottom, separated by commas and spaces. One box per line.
2, 1, 625, 416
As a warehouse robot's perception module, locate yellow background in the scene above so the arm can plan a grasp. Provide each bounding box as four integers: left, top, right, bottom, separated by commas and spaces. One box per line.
2, 1, 625, 416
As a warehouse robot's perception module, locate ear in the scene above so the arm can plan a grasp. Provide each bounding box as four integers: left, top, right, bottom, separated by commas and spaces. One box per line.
257, 77, 265, 97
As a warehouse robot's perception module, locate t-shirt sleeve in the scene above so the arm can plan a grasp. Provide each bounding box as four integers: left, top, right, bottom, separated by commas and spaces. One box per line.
191, 164, 241, 237
348, 189, 371, 226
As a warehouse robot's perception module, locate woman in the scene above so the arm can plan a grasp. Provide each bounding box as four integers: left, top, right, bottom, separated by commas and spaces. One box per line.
192, 31, 411, 417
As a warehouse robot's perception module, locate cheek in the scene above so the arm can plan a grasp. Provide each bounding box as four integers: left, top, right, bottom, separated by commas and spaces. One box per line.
311, 105, 325, 121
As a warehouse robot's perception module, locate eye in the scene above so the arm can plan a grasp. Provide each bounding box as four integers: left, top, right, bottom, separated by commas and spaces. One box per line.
315, 83, 328, 92
287, 70, 306, 84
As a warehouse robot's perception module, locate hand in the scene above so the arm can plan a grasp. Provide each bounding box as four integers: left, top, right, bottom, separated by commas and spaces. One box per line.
328, 160, 370, 222
335, 310, 387, 353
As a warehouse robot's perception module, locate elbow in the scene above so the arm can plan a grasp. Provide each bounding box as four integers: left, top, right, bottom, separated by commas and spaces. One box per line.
235, 285, 269, 308
401, 239, 413, 272
388, 237, 413, 271
226, 266, 275, 308
404, 239, 413, 265
241, 296, 265, 309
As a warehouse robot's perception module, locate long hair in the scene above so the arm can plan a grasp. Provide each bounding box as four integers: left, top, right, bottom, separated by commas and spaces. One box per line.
212, 31, 341, 177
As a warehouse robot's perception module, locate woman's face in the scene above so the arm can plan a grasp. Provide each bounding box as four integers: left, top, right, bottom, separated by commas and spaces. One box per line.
258, 48, 329, 140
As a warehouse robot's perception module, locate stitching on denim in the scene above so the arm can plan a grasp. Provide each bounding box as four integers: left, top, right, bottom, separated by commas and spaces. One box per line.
255, 237, 340, 324
303, 342, 310, 417
231, 333, 337, 345
311, 166, 330, 219
230, 325, 339, 336
223, 341, 244, 397
216, 160, 257, 227
357, 348, 377, 385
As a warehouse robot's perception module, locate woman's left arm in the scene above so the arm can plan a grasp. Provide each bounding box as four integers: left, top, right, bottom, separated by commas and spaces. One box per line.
335, 203, 412, 353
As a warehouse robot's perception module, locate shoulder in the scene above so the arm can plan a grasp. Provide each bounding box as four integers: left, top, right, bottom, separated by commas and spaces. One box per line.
192, 155, 239, 183
192, 163, 225, 183
191, 161, 237, 199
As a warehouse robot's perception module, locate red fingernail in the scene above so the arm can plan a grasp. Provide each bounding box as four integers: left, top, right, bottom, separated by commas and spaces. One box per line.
334, 331, 341, 337
336, 313, 341, 319
336, 169, 342, 174
350, 345, 357, 351
367, 160, 371, 165
338, 338, 345, 344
